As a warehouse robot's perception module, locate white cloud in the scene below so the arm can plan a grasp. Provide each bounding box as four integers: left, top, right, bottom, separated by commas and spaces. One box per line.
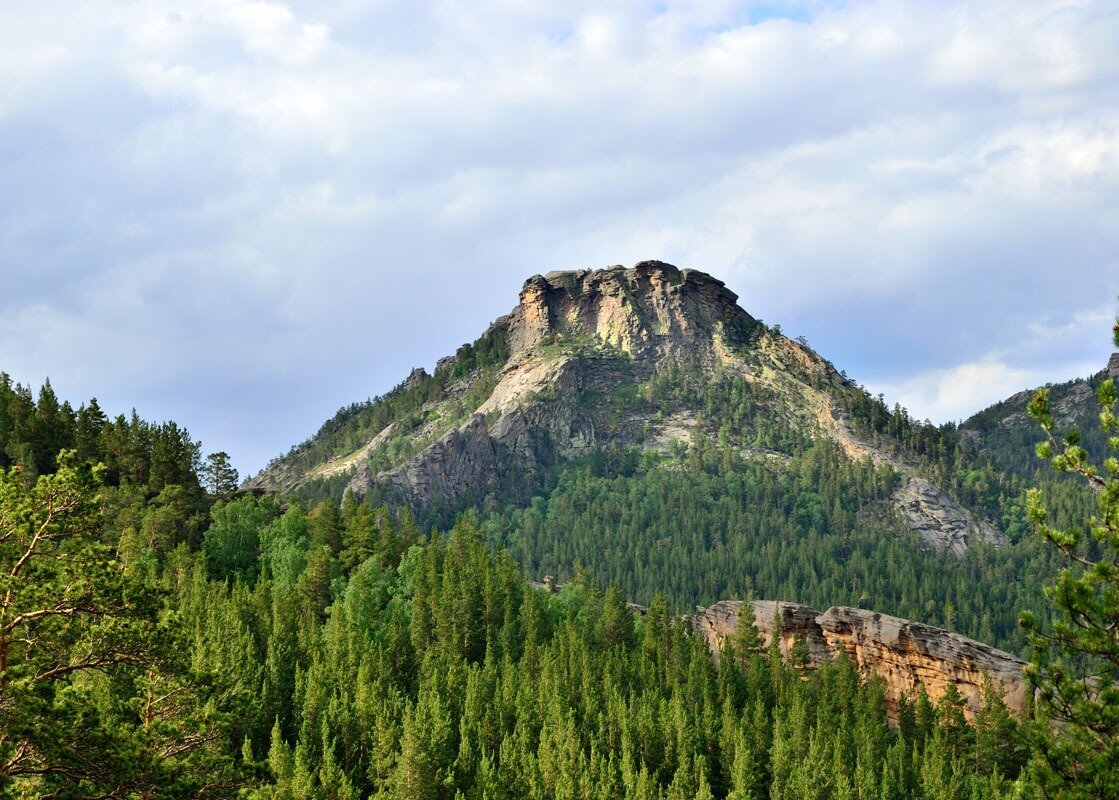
874, 362, 1044, 423
868, 354, 1106, 424
0, 0, 1117, 472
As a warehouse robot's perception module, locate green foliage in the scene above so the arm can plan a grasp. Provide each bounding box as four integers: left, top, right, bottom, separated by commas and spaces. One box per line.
448, 322, 510, 380
203, 494, 282, 582
206, 516, 1027, 799
0, 374, 205, 500
733, 600, 764, 658
202, 451, 240, 496
0, 452, 244, 797
1021, 314, 1119, 798
487, 438, 1058, 653
6, 310, 1094, 797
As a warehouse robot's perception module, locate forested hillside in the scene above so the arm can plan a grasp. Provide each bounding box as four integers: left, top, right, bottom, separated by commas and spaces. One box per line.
2, 274, 1116, 797
1, 452, 1031, 798
484, 440, 1069, 655
0, 381, 240, 797
960, 356, 1119, 476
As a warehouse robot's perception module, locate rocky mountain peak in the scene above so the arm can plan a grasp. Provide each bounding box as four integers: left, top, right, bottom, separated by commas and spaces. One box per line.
247, 260, 1006, 559
507, 261, 750, 359
1107, 352, 1119, 379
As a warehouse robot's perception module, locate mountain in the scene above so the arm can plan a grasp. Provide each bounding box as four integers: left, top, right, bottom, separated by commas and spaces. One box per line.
248, 261, 1001, 554
10, 281, 1114, 800
960, 353, 1119, 476
8, 285, 1115, 798
244, 261, 1119, 656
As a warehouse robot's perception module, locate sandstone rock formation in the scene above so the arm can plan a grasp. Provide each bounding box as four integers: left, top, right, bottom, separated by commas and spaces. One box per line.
692, 600, 1028, 722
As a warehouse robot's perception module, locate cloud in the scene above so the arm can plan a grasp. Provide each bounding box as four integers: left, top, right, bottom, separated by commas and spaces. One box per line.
863, 304, 1114, 422
866, 357, 1101, 425
0, 0, 1117, 473
872, 362, 1045, 424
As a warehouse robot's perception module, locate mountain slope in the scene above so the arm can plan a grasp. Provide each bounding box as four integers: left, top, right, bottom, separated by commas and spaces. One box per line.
961, 353, 1119, 476
249, 261, 1003, 557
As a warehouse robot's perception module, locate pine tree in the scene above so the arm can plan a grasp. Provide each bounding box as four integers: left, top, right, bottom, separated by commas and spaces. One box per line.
203, 451, 240, 496
0, 452, 242, 795
1021, 311, 1119, 797
733, 600, 764, 658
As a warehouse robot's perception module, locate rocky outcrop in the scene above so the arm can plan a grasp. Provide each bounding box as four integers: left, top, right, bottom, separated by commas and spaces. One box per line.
508, 261, 753, 360
893, 478, 1006, 556
1108, 353, 1119, 379
692, 600, 1028, 721
332, 262, 754, 506
816, 606, 1029, 719
818, 397, 1006, 555
348, 354, 614, 508
372, 415, 502, 507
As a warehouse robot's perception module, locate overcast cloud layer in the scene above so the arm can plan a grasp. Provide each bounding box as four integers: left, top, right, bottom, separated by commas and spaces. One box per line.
2, 0, 1117, 476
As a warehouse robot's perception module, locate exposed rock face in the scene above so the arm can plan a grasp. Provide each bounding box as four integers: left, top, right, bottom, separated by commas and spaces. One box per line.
692, 600, 1028, 721
508, 261, 751, 360
342, 261, 753, 509
358, 356, 611, 509
819, 398, 1006, 556
402, 367, 430, 391
816, 606, 1029, 719
894, 478, 1006, 556
991, 383, 1096, 434
374, 415, 502, 507
1107, 352, 1119, 379
692, 600, 834, 669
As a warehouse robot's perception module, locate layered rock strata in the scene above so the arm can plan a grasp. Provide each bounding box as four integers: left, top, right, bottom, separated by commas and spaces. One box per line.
692, 600, 1028, 721
508, 261, 750, 359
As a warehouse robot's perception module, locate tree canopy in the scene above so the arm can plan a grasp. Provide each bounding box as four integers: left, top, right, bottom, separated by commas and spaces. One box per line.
1022, 312, 1119, 798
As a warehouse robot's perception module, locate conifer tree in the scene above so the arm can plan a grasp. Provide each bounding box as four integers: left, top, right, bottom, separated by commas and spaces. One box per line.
1022, 311, 1119, 797
733, 599, 765, 658
0, 452, 242, 796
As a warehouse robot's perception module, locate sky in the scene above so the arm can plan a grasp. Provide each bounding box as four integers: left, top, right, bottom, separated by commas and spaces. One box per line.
1, 0, 1117, 477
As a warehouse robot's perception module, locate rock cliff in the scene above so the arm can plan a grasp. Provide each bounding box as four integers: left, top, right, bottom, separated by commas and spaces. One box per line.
508, 261, 751, 359
692, 600, 1028, 721
894, 477, 1005, 556
337, 261, 756, 510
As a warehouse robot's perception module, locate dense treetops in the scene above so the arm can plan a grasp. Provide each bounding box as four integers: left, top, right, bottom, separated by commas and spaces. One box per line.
0, 372, 203, 495
130, 493, 1036, 799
